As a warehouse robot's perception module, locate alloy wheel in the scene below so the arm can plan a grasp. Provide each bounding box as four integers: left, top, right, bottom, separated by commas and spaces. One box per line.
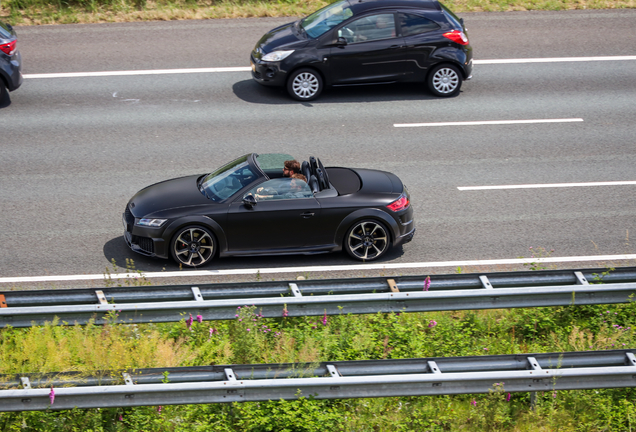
291, 72, 320, 99
346, 221, 389, 261
172, 226, 215, 267
431, 67, 460, 95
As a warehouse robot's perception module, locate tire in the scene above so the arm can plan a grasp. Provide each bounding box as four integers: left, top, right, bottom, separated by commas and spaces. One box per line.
170, 225, 217, 267
344, 220, 391, 261
287, 68, 323, 102
427, 64, 462, 97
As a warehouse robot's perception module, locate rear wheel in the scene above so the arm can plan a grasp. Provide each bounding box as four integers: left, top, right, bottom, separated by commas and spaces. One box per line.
287, 68, 323, 102
427, 64, 462, 97
170, 226, 216, 267
345, 220, 390, 261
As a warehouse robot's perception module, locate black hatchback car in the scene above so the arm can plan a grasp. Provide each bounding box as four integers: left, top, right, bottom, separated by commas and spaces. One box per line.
0, 20, 22, 100
251, 0, 472, 101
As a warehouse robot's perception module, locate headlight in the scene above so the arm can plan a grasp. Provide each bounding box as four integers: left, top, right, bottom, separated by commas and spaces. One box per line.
262, 50, 294, 62
137, 218, 167, 227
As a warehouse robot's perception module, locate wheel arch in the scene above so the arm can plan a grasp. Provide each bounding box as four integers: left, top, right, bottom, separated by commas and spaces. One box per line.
335, 209, 399, 248
163, 216, 227, 257
427, 48, 469, 80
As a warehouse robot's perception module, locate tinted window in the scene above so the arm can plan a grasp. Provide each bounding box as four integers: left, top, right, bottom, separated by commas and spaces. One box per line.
301, 0, 353, 39
245, 178, 313, 202
338, 14, 396, 44
399, 13, 440, 37
440, 3, 463, 29
0, 21, 12, 39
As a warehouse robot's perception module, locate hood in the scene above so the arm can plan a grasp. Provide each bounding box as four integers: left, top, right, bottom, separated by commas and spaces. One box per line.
252, 21, 308, 59
128, 175, 211, 218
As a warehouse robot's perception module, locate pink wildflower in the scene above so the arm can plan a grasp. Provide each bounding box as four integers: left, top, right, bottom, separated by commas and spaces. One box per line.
196, 315, 203, 323
157, 406, 163, 413
282, 306, 289, 317
49, 387, 55, 405
471, 399, 477, 407
185, 314, 193, 330
424, 276, 431, 291
506, 393, 511, 402
119, 415, 123, 421
322, 310, 328, 326
428, 320, 437, 328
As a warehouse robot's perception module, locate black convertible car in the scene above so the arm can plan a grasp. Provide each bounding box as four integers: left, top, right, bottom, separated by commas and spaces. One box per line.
123, 153, 414, 267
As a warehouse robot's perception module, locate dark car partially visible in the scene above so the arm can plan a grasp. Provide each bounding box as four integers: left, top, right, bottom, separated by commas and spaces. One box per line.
250, 0, 472, 101
0, 20, 22, 100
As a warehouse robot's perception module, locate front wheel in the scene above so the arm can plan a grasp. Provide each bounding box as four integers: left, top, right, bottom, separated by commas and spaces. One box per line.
345, 220, 390, 261
170, 225, 217, 267
427, 64, 462, 97
287, 68, 323, 102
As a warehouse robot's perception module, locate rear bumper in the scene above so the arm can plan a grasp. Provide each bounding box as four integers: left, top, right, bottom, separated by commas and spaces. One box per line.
1, 49, 22, 91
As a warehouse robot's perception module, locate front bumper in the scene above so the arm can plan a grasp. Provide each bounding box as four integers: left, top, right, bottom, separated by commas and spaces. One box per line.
250, 55, 287, 87
122, 212, 168, 259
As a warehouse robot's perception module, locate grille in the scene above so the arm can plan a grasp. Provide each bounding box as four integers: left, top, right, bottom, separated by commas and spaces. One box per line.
253, 71, 262, 80
132, 235, 154, 254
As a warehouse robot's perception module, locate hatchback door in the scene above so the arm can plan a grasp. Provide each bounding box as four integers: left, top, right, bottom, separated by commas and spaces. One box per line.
328, 13, 406, 85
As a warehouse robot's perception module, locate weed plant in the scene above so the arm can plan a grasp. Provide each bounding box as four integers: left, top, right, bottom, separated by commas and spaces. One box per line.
0, 295, 635, 430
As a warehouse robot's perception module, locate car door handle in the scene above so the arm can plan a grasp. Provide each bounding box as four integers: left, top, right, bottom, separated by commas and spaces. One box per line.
301, 212, 315, 218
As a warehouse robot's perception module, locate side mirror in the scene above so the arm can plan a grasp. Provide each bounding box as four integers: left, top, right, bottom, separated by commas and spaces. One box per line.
336, 37, 348, 46
243, 194, 257, 208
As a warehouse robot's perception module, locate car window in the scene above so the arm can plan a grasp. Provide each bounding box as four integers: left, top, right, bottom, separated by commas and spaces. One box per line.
399, 13, 440, 37
200, 156, 259, 202
245, 178, 314, 202
0, 21, 13, 38
440, 3, 463, 28
338, 14, 396, 44
255, 153, 295, 171
301, 0, 353, 39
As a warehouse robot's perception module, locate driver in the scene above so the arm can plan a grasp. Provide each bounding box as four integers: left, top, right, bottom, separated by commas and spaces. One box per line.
283, 160, 301, 177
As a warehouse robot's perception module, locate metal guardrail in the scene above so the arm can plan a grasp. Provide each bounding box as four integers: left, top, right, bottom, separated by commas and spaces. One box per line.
1, 267, 635, 328
1, 350, 635, 411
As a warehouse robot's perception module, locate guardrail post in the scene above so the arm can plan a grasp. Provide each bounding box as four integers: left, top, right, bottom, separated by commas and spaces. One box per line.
626, 352, 636, 366
479, 276, 493, 289
20, 377, 31, 389
289, 283, 302, 297
95, 290, 108, 305
387, 279, 399, 293
527, 356, 541, 410
191, 287, 204, 302
427, 361, 441, 374
123, 373, 134, 385
574, 272, 589, 285
224, 368, 237, 381
326, 365, 340, 378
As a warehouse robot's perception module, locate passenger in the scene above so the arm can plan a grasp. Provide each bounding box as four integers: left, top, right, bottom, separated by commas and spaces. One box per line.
291, 173, 307, 183
283, 160, 301, 177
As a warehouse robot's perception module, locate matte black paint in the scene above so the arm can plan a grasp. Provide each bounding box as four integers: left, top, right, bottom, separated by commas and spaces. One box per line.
123, 154, 415, 266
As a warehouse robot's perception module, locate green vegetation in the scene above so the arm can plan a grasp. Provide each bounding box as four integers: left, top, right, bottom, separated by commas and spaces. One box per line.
0, 0, 634, 26
0, 294, 635, 430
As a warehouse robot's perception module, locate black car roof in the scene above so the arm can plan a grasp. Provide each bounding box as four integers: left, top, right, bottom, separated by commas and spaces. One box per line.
348, 0, 441, 14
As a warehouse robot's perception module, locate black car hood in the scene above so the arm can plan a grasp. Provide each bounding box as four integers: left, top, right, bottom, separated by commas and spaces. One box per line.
128, 175, 211, 217
253, 21, 309, 58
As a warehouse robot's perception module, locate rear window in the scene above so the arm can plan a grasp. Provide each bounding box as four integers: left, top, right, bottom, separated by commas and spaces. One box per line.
439, 3, 463, 28
0, 22, 13, 39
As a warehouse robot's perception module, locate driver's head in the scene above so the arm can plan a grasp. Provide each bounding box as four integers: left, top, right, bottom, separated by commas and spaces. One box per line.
283, 160, 301, 177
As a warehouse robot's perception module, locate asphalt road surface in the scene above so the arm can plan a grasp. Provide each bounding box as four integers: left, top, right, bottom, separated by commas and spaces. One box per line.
1, 10, 635, 280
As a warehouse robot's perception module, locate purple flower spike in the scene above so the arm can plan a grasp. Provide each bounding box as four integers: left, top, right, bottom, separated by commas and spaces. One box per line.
424, 276, 431, 291
119, 415, 123, 421
322, 311, 328, 326
282, 306, 289, 317
471, 399, 477, 407
428, 320, 437, 328
506, 393, 511, 402
49, 387, 55, 405
185, 314, 193, 330
157, 406, 163, 413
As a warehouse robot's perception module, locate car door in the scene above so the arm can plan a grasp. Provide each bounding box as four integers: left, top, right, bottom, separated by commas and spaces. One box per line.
399, 12, 443, 81
225, 178, 322, 251
328, 13, 406, 85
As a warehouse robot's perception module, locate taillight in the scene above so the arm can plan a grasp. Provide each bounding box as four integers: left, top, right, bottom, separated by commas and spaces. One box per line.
443, 30, 469, 46
0, 39, 16, 56
387, 193, 410, 212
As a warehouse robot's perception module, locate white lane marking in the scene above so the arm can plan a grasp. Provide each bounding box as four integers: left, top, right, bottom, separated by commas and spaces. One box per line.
459, 181, 636, 191
474, 56, 636, 64
22, 56, 636, 79
23, 67, 251, 79
394, 118, 583, 128
2, 254, 635, 284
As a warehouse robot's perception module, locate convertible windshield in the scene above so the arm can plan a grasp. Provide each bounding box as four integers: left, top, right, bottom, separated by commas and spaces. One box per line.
200, 155, 259, 202
301, 0, 353, 39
